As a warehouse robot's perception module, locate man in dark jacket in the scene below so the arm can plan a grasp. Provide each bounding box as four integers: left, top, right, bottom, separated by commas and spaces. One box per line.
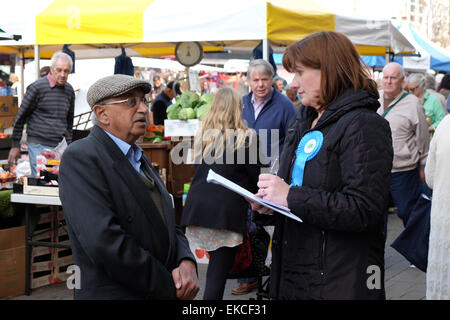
59, 74, 199, 299
151, 80, 181, 125
242, 59, 296, 164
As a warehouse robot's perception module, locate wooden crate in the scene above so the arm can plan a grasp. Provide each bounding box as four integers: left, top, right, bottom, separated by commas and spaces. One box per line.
30, 206, 73, 289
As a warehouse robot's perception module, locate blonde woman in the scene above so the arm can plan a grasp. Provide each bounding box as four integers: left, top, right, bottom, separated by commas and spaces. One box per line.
181, 88, 260, 300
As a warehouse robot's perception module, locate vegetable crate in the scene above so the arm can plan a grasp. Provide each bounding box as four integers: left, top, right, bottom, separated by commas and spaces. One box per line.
30, 206, 73, 289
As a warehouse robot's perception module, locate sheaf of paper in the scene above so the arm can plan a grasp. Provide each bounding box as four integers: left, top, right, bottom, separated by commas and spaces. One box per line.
206, 169, 302, 223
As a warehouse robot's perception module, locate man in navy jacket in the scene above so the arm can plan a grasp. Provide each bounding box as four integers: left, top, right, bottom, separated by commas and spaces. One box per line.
242, 59, 296, 165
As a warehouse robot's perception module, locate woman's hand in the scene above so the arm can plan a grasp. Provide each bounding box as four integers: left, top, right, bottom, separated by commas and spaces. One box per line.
247, 191, 274, 215
257, 173, 290, 207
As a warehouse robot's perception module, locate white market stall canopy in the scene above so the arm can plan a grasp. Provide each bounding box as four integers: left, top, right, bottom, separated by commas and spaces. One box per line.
398, 23, 450, 72
362, 23, 450, 72
0, 0, 416, 59
0, 28, 21, 41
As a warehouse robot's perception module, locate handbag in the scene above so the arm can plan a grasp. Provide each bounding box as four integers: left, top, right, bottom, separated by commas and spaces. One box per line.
228, 223, 271, 279
229, 224, 252, 275
246, 224, 271, 276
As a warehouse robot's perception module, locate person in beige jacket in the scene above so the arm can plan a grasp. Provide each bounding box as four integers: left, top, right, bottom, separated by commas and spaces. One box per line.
377, 62, 430, 236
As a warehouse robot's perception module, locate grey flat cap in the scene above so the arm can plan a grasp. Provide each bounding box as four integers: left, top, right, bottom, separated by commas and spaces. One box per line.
87, 74, 152, 108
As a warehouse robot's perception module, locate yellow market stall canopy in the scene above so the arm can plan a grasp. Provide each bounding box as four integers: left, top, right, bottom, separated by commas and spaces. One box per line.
0, 0, 416, 59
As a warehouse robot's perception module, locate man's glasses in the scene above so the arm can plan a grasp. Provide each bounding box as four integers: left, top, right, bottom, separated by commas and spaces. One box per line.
406, 85, 419, 93
100, 97, 150, 108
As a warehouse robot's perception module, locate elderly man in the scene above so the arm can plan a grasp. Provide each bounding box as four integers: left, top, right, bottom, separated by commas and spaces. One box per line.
151, 80, 181, 125
285, 85, 302, 110
406, 73, 446, 133
8, 52, 75, 177
377, 62, 430, 234
58, 74, 199, 300
242, 59, 296, 163
232, 59, 296, 295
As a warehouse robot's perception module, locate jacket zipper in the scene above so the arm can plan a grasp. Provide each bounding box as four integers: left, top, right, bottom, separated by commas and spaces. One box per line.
319, 230, 327, 273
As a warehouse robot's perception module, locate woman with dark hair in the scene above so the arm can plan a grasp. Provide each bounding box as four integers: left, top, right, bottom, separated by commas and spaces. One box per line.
437, 74, 450, 100
437, 74, 450, 113
250, 31, 393, 300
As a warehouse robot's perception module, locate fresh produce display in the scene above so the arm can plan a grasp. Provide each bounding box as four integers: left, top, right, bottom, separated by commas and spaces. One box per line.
144, 124, 165, 143
0, 170, 16, 182
167, 91, 213, 121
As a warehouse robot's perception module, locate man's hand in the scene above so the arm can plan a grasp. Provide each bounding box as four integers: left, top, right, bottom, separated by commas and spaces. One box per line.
419, 168, 426, 184
8, 147, 20, 167
172, 259, 199, 300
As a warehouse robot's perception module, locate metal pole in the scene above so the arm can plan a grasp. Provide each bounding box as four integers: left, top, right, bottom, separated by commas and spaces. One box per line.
385, 47, 390, 66
185, 66, 190, 90
25, 204, 31, 295
34, 45, 40, 80
19, 48, 25, 106
262, 38, 269, 61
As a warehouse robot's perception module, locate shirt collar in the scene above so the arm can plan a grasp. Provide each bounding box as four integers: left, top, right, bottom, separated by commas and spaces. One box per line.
384, 90, 407, 107
103, 129, 143, 162
422, 90, 430, 104
251, 87, 273, 107
47, 73, 57, 88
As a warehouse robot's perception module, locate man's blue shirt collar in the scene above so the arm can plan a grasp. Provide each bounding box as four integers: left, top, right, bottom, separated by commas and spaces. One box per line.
103, 129, 143, 171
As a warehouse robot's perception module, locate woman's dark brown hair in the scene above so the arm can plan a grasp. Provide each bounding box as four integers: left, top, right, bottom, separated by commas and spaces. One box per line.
282, 31, 378, 110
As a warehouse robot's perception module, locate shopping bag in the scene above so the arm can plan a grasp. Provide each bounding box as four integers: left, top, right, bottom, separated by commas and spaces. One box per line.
229, 224, 252, 275
391, 194, 431, 272
228, 223, 270, 279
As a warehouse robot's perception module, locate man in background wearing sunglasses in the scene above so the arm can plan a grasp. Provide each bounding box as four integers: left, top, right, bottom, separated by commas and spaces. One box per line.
59, 74, 199, 300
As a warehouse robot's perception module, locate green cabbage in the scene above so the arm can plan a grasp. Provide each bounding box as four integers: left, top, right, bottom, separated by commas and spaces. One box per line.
196, 104, 211, 121
200, 93, 214, 105
180, 91, 200, 109
166, 102, 180, 113
178, 107, 196, 120
167, 106, 181, 119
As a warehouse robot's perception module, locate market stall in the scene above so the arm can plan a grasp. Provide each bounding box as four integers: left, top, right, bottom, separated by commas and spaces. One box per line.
362, 23, 450, 72
0, 1, 423, 296
0, 0, 416, 60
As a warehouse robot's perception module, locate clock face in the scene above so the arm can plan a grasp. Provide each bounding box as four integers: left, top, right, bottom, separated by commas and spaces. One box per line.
175, 42, 203, 67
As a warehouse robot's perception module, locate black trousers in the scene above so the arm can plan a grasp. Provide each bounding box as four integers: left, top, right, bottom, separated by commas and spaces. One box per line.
203, 246, 237, 300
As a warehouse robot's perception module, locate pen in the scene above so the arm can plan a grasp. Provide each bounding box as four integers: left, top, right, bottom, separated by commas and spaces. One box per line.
269, 157, 279, 175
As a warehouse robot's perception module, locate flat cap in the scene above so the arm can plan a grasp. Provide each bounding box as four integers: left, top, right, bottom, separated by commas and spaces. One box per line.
87, 74, 152, 108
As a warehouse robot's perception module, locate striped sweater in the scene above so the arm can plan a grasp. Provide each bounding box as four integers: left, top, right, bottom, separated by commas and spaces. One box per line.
11, 76, 75, 148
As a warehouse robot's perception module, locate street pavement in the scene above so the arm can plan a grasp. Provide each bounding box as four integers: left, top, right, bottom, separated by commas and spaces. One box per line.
11, 212, 426, 300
